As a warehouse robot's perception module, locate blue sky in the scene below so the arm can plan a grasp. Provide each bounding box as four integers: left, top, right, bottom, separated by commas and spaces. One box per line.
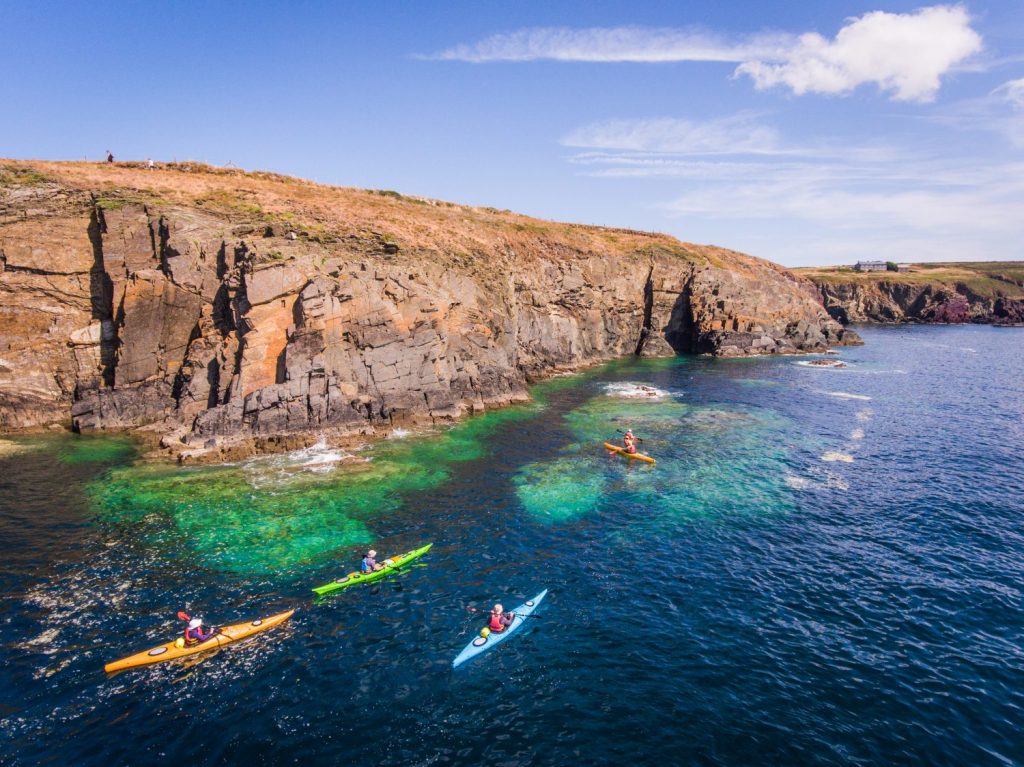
2, 1, 1022, 266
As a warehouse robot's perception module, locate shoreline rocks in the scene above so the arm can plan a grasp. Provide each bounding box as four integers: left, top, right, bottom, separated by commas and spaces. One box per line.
0, 161, 860, 460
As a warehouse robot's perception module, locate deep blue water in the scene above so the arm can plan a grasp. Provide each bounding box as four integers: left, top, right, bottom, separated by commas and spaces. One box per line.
1, 324, 1023, 766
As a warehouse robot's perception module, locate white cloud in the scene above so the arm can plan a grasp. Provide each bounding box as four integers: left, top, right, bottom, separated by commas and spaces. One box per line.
429, 6, 982, 103
735, 5, 982, 102
426, 26, 791, 63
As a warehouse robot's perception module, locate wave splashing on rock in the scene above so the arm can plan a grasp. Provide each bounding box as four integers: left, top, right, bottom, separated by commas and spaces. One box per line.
603, 382, 673, 400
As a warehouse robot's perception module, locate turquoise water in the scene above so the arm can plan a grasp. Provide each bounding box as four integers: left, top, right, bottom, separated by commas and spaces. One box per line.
2, 325, 1023, 765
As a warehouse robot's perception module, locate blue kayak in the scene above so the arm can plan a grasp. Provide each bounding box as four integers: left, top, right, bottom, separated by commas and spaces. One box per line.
453, 589, 548, 668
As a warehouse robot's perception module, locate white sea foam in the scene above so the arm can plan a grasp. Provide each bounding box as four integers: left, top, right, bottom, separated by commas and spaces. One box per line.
796, 359, 850, 369
856, 409, 874, 423
785, 475, 813, 490
241, 439, 362, 488
389, 428, 411, 439
825, 391, 872, 401
785, 471, 850, 492
603, 382, 672, 399
821, 451, 854, 463
850, 428, 865, 441
292, 440, 349, 468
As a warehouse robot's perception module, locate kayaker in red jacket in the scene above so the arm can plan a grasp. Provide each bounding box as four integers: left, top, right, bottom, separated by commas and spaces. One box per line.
488, 604, 515, 633
623, 430, 638, 454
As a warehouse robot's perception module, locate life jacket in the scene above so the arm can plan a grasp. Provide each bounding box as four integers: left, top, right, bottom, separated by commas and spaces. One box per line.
361, 557, 374, 573
489, 613, 505, 632
184, 626, 202, 646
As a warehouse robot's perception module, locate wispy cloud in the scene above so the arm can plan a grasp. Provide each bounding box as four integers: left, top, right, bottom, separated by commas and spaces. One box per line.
563, 111, 1024, 264
661, 168, 1024, 233
427, 5, 983, 103
425, 26, 791, 64
562, 114, 783, 156
932, 76, 1024, 147
561, 114, 900, 162
995, 78, 1024, 108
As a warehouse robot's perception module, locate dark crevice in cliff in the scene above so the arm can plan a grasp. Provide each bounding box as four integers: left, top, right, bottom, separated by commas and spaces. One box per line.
219, 245, 253, 405
156, 217, 176, 278
212, 285, 236, 335
87, 204, 116, 387
634, 266, 656, 356
206, 357, 223, 409
216, 242, 229, 280
664, 279, 696, 354
170, 321, 204, 406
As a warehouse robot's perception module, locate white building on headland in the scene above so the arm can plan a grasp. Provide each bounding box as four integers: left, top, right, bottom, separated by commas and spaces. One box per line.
854, 261, 887, 272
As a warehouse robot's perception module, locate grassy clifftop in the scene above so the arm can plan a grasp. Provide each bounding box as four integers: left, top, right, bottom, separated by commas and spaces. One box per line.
795, 262, 1024, 298
1, 159, 722, 267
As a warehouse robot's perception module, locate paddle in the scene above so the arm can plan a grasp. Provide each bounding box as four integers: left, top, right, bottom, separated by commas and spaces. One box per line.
615, 429, 644, 443
466, 606, 541, 620
177, 611, 221, 637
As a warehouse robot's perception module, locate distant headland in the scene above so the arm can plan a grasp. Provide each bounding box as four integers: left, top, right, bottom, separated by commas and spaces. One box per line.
795, 261, 1024, 326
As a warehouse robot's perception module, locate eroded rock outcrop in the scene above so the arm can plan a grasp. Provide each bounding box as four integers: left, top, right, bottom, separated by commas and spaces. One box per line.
0, 161, 859, 458
804, 269, 1024, 326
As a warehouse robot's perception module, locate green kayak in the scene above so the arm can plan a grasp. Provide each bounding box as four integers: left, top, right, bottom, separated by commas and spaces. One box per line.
312, 543, 433, 596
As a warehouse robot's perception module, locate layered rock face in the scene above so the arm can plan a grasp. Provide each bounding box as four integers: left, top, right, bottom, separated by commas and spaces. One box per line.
813, 280, 1024, 325
0, 161, 858, 459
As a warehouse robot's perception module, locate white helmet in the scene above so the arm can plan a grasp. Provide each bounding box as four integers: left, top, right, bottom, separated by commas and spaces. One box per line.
188, 618, 202, 629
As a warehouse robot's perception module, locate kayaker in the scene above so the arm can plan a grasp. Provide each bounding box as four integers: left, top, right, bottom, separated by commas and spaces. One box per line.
488, 604, 515, 633
623, 429, 638, 454
183, 617, 216, 646
361, 549, 384, 573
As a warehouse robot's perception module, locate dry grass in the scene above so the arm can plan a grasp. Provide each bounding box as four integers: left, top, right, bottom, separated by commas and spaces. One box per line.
1, 159, 715, 268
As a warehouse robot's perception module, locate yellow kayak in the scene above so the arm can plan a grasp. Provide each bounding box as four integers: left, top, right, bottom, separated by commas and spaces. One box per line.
603, 442, 656, 465
103, 609, 295, 673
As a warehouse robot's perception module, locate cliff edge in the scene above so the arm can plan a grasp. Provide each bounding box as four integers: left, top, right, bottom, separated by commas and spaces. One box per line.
796, 262, 1024, 326
0, 160, 858, 460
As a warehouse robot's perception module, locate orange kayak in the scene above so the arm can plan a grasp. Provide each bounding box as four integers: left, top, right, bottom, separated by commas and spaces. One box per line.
603, 442, 656, 464
103, 609, 295, 673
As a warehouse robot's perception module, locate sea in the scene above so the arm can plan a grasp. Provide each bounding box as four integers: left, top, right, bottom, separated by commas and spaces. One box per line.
1, 324, 1022, 766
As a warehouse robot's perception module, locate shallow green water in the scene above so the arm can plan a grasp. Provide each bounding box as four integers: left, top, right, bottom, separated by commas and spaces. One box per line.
84, 374, 584, 575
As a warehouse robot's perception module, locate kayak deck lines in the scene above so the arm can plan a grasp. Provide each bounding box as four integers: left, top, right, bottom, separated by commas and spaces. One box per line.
453, 589, 548, 668
312, 543, 433, 596
103, 609, 295, 673
603, 442, 656, 464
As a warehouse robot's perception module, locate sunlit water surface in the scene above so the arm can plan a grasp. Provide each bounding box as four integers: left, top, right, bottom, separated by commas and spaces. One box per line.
2, 325, 1023, 765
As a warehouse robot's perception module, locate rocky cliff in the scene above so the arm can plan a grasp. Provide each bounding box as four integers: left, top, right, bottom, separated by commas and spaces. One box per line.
797, 263, 1024, 326
0, 161, 858, 460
